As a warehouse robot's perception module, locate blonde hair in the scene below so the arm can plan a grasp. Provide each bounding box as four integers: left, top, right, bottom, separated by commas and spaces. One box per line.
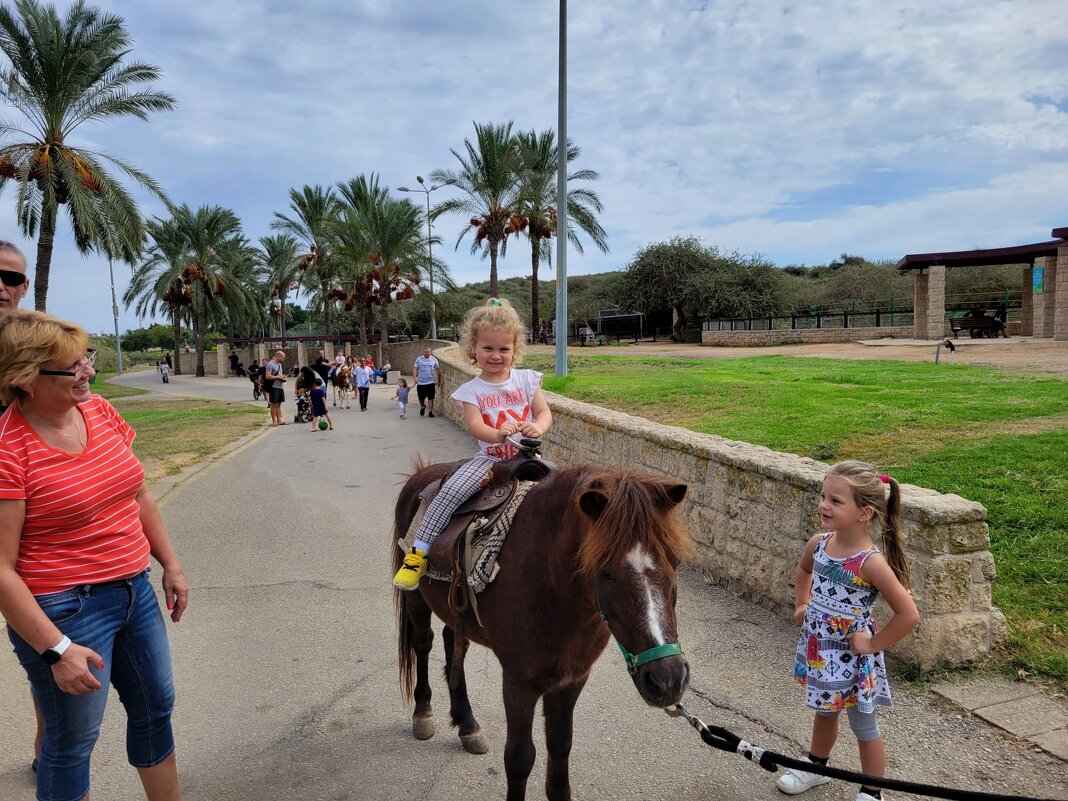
0, 311, 89, 405
459, 298, 525, 365
826, 460, 910, 590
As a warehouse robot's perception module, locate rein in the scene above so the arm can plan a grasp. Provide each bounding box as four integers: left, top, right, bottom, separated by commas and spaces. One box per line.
595, 589, 683, 675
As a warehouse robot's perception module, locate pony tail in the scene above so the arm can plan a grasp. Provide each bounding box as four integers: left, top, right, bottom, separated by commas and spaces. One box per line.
881, 477, 911, 591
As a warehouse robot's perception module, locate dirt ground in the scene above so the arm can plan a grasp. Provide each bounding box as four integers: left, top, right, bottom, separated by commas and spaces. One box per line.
526, 337, 1068, 374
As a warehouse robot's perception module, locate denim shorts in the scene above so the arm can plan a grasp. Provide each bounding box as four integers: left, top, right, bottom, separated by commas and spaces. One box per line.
8, 569, 176, 801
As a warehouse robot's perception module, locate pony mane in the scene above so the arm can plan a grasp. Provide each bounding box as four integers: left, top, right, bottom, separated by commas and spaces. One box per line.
568, 466, 693, 575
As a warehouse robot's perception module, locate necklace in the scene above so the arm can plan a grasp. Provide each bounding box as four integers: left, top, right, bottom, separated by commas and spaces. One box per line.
19, 408, 86, 449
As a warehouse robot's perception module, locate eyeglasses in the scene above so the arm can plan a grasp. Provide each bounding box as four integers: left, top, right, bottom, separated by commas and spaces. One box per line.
0, 269, 28, 288
40, 349, 97, 378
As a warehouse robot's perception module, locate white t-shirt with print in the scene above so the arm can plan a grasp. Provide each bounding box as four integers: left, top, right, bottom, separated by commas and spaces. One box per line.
451, 368, 543, 461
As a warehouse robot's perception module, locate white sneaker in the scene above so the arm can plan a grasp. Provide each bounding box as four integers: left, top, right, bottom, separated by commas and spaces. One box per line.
776, 758, 832, 795
857, 792, 883, 801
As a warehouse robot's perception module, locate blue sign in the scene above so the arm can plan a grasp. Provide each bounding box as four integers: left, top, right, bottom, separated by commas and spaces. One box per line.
1033, 267, 1044, 294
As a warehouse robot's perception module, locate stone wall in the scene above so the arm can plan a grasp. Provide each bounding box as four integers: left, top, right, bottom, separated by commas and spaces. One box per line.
433, 344, 1005, 669
702, 327, 913, 347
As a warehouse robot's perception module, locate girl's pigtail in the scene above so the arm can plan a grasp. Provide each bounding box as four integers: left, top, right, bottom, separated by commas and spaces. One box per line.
881, 477, 911, 590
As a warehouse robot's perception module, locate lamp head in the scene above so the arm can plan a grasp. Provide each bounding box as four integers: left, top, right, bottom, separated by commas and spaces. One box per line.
417, 175, 425, 185
397, 186, 411, 192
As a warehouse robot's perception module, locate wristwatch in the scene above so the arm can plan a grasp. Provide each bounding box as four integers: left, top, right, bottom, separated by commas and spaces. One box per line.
41, 635, 72, 665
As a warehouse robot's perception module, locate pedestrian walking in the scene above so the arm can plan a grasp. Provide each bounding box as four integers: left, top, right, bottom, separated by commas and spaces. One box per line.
776, 461, 919, 801
394, 298, 552, 589
391, 378, 410, 419
265, 350, 287, 426
413, 345, 441, 417
353, 358, 372, 411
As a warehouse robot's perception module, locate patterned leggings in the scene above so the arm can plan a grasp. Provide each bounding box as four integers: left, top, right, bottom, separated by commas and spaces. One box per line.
415, 455, 496, 550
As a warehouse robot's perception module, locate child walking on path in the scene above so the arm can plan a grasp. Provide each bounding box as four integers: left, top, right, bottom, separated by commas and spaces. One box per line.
392, 378, 410, 419
777, 461, 919, 801
393, 298, 552, 589
309, 378, 333, 431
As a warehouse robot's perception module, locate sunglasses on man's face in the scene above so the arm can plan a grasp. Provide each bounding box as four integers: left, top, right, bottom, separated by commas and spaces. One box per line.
39, 349, 98, 377
0, 269, 28, 288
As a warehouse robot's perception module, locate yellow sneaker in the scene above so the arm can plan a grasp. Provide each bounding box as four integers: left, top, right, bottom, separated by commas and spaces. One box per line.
393, 548, 428, 590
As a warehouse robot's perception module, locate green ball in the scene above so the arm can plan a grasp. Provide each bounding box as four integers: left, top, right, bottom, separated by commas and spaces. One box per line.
318, 420, 329, 430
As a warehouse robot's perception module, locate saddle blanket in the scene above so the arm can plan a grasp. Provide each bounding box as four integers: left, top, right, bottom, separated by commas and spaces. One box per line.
399, 480, 536, 593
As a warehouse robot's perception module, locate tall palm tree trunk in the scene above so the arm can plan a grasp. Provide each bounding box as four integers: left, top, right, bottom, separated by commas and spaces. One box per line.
380, 301, 390, 347
358, 308, 368, 347
280, 293, 288, 340
530, 238, 542, 336
489, 240, 500, 297
172, 309, 182, 375
33, 206, 57, 311
195, 290, 207, 377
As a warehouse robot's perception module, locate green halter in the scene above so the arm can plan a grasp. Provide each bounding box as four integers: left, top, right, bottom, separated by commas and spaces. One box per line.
596, 592, 684, 675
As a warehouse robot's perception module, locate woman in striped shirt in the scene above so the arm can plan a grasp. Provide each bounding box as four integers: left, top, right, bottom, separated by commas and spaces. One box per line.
0, 310, 188, 801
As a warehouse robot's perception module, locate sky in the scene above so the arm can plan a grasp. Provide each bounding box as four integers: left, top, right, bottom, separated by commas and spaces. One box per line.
1, 0, 1066, 333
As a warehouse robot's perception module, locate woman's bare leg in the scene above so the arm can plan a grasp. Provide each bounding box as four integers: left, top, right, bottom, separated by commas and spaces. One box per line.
136, 752, 182, 801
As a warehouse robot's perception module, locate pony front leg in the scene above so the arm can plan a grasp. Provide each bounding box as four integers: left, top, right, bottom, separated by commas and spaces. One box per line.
442, 625, 488, 754
542, 679, 587, 801
502, 676, 540, 801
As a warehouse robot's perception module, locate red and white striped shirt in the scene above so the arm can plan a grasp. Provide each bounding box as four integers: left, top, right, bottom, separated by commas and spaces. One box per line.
0, 396, 150, 595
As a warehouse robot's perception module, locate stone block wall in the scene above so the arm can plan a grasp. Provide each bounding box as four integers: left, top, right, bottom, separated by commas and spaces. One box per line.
702, 327, 913, 347
433, 344, 1005, 669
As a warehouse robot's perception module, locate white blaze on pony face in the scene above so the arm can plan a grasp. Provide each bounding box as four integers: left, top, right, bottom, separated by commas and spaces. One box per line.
625, 544, 669, 645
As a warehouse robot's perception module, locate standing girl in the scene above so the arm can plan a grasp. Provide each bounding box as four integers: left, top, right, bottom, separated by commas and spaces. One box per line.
777, 461, 919, 801
393, 298, 552, 589
392, 378, 410, 419
309, 377, 333, 431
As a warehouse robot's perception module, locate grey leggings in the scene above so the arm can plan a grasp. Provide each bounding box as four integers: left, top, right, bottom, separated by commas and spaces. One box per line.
415, 455, 496, 548
816, 706, 881, 741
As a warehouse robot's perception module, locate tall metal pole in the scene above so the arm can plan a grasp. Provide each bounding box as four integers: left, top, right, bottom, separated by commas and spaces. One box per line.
425, 190, 436, 340
108, 258, 123, 373
554, 0, 568, 377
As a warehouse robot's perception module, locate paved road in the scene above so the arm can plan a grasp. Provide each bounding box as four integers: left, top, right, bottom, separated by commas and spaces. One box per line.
1, 371, 1065, 800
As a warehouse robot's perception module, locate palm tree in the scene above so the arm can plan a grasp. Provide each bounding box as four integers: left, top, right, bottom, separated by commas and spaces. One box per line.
516, 129, 608, 337
0, 0, 175, 310
169, 204, 244, 376
364, 196, 424, 345
124, 216, 190, 374
430, 121, 524, 298
271, 185, 342, 335
256, 234, 300, 339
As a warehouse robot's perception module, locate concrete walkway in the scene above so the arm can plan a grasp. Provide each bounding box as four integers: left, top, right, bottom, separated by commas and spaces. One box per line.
1, 370, 1065, 800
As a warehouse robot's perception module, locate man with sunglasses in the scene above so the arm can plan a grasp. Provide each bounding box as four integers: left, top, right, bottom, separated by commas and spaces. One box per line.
0, 240, 30, 313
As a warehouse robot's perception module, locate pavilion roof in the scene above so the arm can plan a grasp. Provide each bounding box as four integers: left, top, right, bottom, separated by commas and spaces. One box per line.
897, 227, 1067, 271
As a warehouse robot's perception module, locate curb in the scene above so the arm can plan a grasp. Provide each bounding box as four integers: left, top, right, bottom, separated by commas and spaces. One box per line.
931, 680, 1068, 762
152, 423, 274, 508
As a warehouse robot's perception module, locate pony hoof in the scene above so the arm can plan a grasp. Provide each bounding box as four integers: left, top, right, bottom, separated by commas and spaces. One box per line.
460, 732, 489, 754
413, 716, 435, 740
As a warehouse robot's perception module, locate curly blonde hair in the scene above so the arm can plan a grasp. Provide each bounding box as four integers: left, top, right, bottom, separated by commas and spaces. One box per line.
459, 298, 525, 365
0, 311, 88, 405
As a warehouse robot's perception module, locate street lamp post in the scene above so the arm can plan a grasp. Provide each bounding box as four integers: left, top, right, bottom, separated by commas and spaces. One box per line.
398, 177, 452, 341
108, 257, 123, 373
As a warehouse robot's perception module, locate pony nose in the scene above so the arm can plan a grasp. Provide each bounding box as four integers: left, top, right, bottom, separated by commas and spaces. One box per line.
637, 657, 690, 707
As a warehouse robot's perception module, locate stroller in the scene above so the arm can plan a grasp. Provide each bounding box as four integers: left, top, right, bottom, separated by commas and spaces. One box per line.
294, 392, 313, 424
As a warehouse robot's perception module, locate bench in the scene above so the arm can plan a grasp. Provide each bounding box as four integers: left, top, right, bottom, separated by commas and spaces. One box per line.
949, 316, 1002, 338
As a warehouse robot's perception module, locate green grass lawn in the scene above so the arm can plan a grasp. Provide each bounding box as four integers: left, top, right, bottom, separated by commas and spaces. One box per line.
526, 354, 1068, 689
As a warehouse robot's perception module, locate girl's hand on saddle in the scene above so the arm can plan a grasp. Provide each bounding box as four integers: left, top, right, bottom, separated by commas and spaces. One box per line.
498, 422, 520, 440
846, 630, 876, 655
517, 422, 542, 439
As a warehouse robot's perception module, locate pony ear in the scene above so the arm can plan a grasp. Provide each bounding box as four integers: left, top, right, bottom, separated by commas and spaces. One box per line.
579, 489, 609, 521
662, 483, 687, 507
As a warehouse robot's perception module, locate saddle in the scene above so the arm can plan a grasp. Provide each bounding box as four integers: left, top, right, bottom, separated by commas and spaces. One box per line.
421, 437, 555, 688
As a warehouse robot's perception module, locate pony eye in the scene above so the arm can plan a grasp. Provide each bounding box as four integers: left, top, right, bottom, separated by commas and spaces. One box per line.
598, 569, 613, 581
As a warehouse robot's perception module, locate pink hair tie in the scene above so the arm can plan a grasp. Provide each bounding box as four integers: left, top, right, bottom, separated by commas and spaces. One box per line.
879, 474, 891, 484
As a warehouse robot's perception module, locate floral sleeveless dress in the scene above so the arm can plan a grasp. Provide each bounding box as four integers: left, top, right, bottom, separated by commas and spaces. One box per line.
792, 533, 892, 713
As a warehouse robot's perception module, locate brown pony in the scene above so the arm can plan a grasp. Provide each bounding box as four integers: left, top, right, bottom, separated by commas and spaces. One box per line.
393, 461, 692, 801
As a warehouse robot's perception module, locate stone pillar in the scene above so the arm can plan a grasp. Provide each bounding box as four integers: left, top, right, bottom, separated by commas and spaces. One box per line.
1055, 247, 1068, 341
913, 271, 929, 339
1021, 267, 1034, 336
1032, 256, 1054, 338
296, 341, 307, 369
925, 265, 946, 339
344, 341, 352, 358
216, 344, 229, 377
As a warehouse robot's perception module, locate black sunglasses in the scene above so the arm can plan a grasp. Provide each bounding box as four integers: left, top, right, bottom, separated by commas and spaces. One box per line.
0, 269, 28, 287
40, 350, 97, 377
